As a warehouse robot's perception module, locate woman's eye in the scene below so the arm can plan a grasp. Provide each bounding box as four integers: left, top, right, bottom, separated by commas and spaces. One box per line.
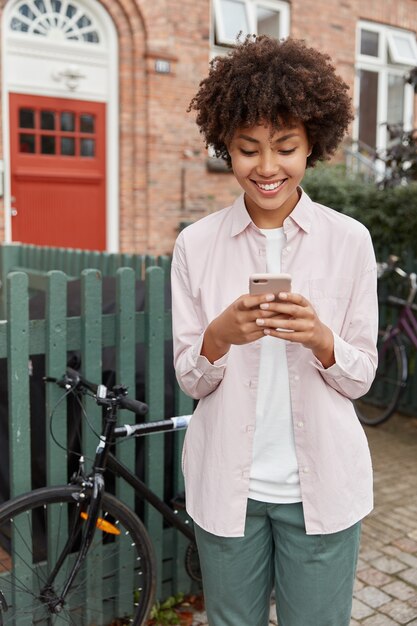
240, 149, 256, 156
279, 148, 296, 155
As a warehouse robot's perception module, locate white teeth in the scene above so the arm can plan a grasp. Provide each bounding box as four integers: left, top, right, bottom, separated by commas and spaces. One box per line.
256, 181, 283, 191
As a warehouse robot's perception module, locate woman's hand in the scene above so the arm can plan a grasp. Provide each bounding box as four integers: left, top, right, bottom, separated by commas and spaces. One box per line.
255, 292, 335, 368
201, 293, 278, 363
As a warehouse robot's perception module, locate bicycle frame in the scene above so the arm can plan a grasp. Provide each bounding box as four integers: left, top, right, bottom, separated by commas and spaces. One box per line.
397, 303, 417, 349
39, 394, 121, 612
107, 453, 195, 542
38, 375, 194, 611
386, 296, 417, 349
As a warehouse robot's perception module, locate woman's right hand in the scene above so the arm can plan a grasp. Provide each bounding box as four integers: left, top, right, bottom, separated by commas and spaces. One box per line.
201, 293, 280, 363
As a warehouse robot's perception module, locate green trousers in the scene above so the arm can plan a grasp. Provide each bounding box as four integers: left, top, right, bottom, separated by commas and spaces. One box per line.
194, 500, 361, 626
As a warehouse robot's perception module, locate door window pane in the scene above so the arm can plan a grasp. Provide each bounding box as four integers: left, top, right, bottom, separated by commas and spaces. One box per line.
360, 29, 379, 57
66, 3, 77, 18
41, 135, 56, 154
19, 108, 35, 129
19, 133, 35, 153
77, 14, 91, 28
80, 114, 95, 133
61, 112, 75, 132
358, 70, 378, 150
10, 17, 28, 31
41, 110, 55, 130
61, 137, 75, 155
34, 0, 46, 12
81, 138, 95, 157
257, 7, 280, 38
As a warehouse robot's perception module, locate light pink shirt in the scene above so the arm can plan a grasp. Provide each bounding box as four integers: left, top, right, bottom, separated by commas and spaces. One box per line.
171, 189, 378, 537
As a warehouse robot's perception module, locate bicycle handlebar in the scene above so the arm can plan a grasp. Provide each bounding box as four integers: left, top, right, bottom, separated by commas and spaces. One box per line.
45, 368, 149, 416
114, 415, 192, 438
378, 255, 417, 305
118, 395, 149, 416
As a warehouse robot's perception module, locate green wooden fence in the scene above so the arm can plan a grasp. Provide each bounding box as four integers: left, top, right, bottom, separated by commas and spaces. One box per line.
0, 265, 194, 603
0, 243, 171, 319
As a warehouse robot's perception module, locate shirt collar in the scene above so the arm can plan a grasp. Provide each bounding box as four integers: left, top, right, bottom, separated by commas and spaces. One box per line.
284, 187, 312, 234
230, 194, 253, 237
230, 188, 313, 238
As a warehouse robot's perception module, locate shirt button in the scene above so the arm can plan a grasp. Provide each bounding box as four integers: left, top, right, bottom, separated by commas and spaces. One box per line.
297, 421, 304, 428
294, 375, 300, 382
302, 467, 309, 474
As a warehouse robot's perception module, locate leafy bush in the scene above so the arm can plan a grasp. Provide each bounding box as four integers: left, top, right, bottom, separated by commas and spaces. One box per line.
302, 164, 417, 265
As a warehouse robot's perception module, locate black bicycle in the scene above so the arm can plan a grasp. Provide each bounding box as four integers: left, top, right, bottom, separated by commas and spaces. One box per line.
0, 368, 198, 625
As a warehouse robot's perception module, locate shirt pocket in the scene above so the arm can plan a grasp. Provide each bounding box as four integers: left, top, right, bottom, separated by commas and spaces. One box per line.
308, 278, 353, 332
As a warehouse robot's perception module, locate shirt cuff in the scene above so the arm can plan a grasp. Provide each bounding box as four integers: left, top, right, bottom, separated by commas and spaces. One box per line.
311, 332, 358, 380
191, 334, 228, 378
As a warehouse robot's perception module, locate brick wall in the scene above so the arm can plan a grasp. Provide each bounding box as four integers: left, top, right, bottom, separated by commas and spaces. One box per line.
0, 0, 416, 255
132, 0, 417, 255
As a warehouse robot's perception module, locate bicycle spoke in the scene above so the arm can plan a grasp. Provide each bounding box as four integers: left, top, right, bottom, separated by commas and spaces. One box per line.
0, 487, 155, 625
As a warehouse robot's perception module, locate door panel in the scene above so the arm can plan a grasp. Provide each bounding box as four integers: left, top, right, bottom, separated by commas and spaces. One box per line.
10, 93, 106, 250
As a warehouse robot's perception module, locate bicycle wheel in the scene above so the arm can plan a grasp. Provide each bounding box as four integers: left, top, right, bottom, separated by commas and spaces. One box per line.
354, 330, 407, 426
0, 485, 156, 625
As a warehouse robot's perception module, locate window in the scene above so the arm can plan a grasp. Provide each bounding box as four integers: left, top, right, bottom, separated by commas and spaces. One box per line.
212, 0, 289, 50
355, 21, 417, 156
18, 106, 96, 157
9, 0, 100, 43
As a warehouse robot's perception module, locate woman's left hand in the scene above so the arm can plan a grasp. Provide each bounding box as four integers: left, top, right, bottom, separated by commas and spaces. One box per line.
255, 292, 335, 368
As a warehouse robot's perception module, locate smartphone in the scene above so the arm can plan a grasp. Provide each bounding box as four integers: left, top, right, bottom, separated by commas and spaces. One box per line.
249, 273, 292, 299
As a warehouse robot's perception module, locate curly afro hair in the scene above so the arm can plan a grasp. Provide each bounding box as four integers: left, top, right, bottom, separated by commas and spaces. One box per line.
188, 35, 353, 167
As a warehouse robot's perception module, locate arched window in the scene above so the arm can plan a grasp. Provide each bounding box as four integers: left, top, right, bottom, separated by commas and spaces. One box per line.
9, 0, 101, 43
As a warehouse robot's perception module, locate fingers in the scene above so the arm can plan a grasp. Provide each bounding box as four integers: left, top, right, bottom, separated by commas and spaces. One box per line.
239, 293, 276, 310
254, 292, 318, 344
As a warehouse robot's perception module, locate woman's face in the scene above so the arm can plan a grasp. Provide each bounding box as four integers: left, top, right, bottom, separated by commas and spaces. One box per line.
227, 120, 311, 228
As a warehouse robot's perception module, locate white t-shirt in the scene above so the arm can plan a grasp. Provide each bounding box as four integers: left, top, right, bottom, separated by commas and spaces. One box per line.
248, 228, 301, 503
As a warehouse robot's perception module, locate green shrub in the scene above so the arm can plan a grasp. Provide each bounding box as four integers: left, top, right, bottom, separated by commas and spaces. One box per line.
302, 164, 417, 265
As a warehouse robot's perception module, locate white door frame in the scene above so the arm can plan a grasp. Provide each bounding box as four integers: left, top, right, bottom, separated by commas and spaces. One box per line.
2, 0, 119, 251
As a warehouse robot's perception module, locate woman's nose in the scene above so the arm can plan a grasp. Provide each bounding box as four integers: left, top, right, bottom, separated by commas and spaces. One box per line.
256, 151, 279, 178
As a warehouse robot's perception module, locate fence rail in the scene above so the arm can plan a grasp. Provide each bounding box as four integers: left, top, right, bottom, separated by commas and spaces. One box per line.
0, 243, 171, 318
0, 265, 194, 603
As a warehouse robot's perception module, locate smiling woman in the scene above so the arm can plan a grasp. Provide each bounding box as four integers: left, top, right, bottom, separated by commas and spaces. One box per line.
175, 35, 378, 626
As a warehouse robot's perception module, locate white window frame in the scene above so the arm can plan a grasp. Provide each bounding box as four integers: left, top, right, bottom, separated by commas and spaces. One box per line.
353, 20, 417, 157
387, 29, 417, 66
212, 0, 290, 53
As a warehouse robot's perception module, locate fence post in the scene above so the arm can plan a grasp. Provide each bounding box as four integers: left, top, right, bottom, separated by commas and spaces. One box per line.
80, 268, 103, 620
145, 266, 165, 600
7, 271, 33, 623
0, 243, 21, 319
172, 387, 194, 592
114, 267, 137, 616
45, 271, 68, 486
7, 271, 31, 497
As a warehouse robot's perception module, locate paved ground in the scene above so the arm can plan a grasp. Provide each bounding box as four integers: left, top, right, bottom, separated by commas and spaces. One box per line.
190, 412, 417, 625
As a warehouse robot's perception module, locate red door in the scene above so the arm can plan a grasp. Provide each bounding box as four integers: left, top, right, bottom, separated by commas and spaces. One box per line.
10, 93, 106, 250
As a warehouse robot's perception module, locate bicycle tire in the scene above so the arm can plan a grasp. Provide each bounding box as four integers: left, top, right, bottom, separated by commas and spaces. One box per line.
0, 485, 156, 625
354, 330, 407, 426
